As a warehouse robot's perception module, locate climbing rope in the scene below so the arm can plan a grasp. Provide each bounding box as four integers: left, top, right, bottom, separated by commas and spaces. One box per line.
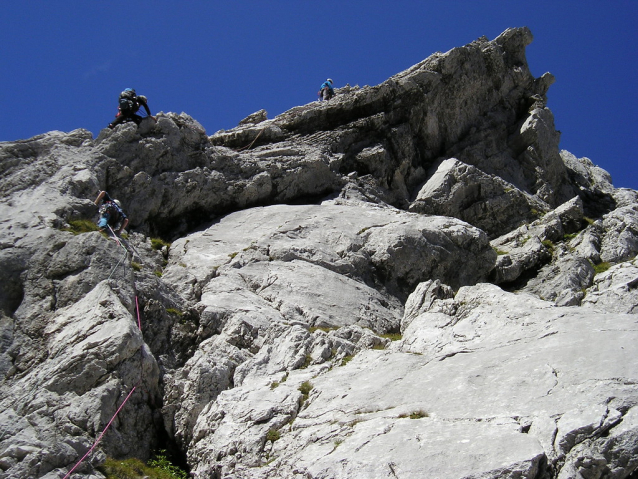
235, 128, 264, 152
62, 230, 145, 478
62, 385, 138, 479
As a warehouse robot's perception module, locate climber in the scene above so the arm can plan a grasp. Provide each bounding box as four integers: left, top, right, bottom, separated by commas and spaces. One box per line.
318, 78, 334, 101
108, 88, 156, 129
94, 191, 129, 235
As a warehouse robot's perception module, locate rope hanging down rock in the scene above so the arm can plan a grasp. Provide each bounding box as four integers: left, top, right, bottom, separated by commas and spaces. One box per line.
63, 234, 145, 479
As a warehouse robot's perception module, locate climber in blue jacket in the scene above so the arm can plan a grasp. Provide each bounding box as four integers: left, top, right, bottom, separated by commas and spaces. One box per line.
94, 191, 129, 235
318, 79, 334, 101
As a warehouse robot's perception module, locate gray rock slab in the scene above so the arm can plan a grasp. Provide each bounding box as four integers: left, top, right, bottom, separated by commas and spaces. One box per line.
186, 283, 638, 478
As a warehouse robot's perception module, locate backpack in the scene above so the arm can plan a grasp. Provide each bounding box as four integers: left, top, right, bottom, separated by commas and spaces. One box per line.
99, 202, 121, 225
118, 90, 137, 113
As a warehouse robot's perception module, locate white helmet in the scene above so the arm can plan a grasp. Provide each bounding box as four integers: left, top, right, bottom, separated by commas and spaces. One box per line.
113, 199, 121, 207
327, 78, 333, 84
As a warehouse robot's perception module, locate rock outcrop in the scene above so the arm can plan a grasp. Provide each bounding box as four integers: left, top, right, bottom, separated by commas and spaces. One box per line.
0, 27, 636, 479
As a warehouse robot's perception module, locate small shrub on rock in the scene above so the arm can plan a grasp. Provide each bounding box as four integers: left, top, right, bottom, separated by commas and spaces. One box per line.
63, 219, 99, 235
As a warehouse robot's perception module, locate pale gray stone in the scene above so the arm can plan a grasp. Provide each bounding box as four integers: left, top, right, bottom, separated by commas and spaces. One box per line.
410, 157, 549, 238
581, 259, 638, 313
1, 26, 637, 479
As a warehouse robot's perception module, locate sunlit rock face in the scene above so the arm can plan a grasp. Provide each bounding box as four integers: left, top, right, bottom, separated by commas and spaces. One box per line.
0, 27, 636, 479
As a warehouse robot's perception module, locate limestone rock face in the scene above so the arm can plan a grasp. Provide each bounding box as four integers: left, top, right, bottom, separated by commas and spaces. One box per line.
0, 27, 637, 479
409, 157, 549, 238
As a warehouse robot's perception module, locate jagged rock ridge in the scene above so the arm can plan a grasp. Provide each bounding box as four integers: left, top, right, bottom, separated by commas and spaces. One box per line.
0, 27, 637, 479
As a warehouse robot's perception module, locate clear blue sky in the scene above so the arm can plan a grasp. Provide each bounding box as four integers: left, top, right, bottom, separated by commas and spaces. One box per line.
1, 1, 636, 189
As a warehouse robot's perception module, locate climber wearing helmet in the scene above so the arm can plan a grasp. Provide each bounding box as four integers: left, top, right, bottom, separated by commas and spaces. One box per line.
108, 88, 156, 129
94, 191, 129, 235
318, 78, 335, 101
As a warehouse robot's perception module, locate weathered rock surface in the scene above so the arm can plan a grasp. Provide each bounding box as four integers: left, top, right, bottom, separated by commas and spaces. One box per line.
0, 26, 637, 479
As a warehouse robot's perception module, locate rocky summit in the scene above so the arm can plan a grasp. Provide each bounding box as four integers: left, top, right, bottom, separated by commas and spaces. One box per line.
0, 27, 637, 479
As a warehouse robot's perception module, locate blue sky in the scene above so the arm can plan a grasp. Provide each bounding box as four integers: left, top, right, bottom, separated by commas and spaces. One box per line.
1, 1, 636, 189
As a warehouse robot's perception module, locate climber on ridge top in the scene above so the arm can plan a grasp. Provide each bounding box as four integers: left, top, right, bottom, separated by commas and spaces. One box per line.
318, 78, 334, 101
108, 88, 156, 129
94, 191, 129, 235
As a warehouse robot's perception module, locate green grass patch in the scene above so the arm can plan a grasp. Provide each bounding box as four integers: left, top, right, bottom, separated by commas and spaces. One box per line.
154, 270, 163, 278
147, 451, 189, 479
493, 248, 508, 256
298, 381, 313, 402
398, 410, 429, 419
151, 237, 171, 251
130, 262, 142, 271
266, 428, 281, 443
340, 355, 354, 366
270, 381, 280, 390
593, 262, 612, 274
300, 354, 312, 369
99, 453, 188, 479
63, 219, 99, 235
166, 308, 183, 316
584, 216, 595, 225
228, 251, 238, 259
542, 239, 555, 254
380, 333, 402, 341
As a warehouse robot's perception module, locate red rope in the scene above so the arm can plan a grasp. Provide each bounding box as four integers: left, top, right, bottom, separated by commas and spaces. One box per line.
62, 386, 137, 479
63, 296, 144, 478
135, 296, 142, 331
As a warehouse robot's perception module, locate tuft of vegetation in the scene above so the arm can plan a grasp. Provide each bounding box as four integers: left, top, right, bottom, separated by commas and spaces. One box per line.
147, 451, 189, 479
380, 333, 402, 341
347, 418, 363, 428
62, 219, 99, 235
398, 410, 429, 419
542, 239, 555, 254
563, 232, 579, 241
584, 216, 595, 225
298, 381, 313, 403
593, 262, 612, 274
228, 251, 238, 259
300, 354, 313, 369
270, 381, 280, 390
166, 308, 183, 316
372, 344, 386, 350
357, 226, 371, 235
151, 237, 171, 251
99, 452, 188, 479
493, 247, 508, 256
333, 438, 344, 448
154, 270, 163, 278
130, 262, 142, 272
340, 354, 354, 366
266, 428, 281, 443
